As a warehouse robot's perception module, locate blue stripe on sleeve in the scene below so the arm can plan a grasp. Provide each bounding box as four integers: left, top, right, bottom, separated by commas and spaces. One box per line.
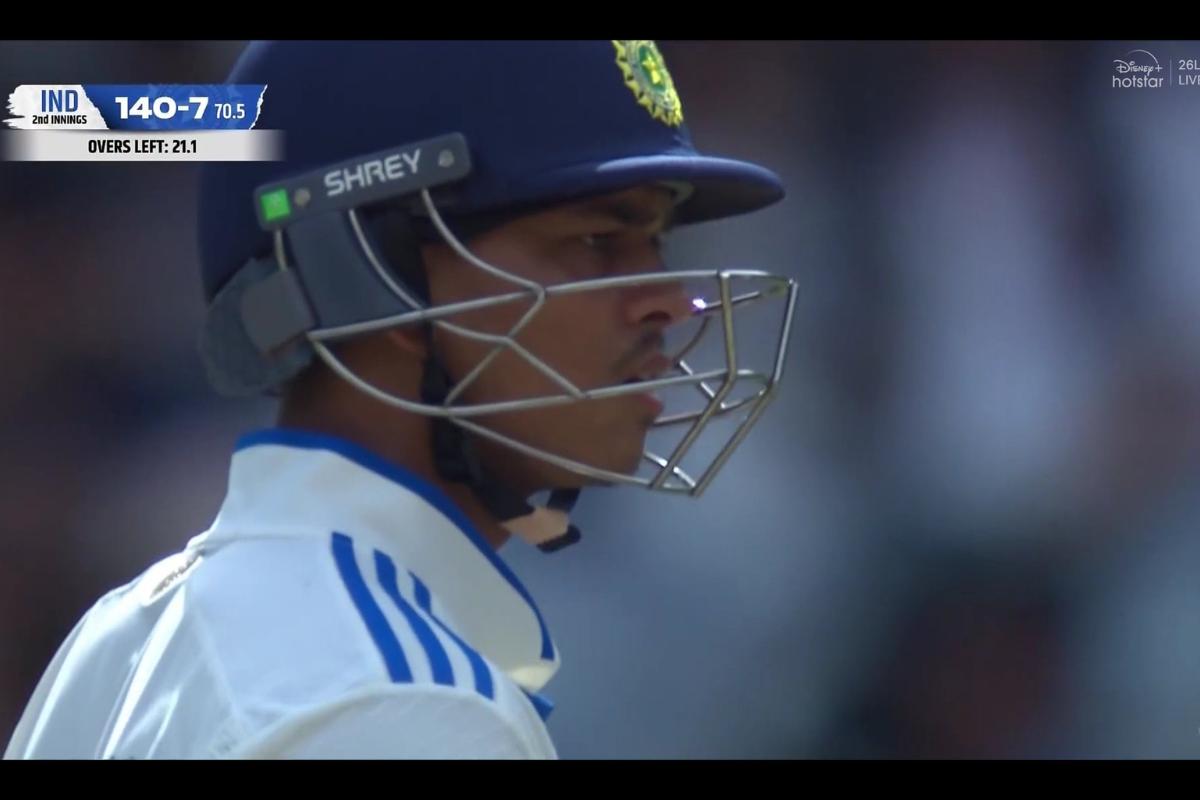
237, 428, 556, 661
330, 532, 412, 683
374, 550, 455, 688
411, 572, 495, 701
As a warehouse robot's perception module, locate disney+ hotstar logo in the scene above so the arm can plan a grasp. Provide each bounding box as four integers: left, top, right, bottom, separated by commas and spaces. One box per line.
1113, 50, 1165, 88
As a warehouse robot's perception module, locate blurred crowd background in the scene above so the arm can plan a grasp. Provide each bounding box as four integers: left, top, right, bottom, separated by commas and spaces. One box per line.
1, 40, 1198, 758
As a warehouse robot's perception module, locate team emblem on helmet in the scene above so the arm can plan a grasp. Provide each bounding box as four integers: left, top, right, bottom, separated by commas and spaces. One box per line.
613, 40, 684, 128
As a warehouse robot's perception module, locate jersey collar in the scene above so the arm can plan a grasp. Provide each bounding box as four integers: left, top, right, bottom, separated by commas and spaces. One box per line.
201, 427, 560, 692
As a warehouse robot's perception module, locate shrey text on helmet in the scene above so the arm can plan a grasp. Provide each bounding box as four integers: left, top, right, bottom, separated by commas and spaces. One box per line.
324, 148, 422, 198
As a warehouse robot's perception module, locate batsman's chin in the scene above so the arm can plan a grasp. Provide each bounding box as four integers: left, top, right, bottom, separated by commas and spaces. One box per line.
611, 433, 653, 478
570, 439, 644, 484
544, 420, 653, 486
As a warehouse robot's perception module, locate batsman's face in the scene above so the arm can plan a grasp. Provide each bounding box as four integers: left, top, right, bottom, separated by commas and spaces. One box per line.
422, 185, 692, 493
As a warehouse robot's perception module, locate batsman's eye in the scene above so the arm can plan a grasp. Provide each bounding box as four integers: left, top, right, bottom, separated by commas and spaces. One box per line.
580, 232, 621, 254
562, 230, 667, 276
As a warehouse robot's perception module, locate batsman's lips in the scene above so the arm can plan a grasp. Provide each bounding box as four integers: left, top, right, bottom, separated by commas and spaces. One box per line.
620, 354, 672, 417
624, 353, 672, 382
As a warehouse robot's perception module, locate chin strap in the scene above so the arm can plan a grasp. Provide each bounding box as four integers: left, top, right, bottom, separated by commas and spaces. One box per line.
420, 354, 582, 553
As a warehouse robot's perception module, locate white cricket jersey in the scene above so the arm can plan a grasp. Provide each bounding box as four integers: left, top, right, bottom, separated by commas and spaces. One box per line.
4, 429, 561, 759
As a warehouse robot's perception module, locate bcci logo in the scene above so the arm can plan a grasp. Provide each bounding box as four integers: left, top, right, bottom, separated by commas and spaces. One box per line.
1112, 49, 1165, 89
613, 41, 684, 128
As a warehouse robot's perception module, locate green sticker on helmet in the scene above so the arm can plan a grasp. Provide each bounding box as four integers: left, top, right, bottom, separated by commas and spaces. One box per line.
259, 188, 291, 222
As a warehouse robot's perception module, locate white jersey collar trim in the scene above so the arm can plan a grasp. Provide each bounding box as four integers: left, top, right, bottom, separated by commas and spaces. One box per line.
200, 427, 559, 691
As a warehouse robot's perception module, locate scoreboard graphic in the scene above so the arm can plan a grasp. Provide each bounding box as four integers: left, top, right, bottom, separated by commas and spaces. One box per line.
3, 84, 281, 161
